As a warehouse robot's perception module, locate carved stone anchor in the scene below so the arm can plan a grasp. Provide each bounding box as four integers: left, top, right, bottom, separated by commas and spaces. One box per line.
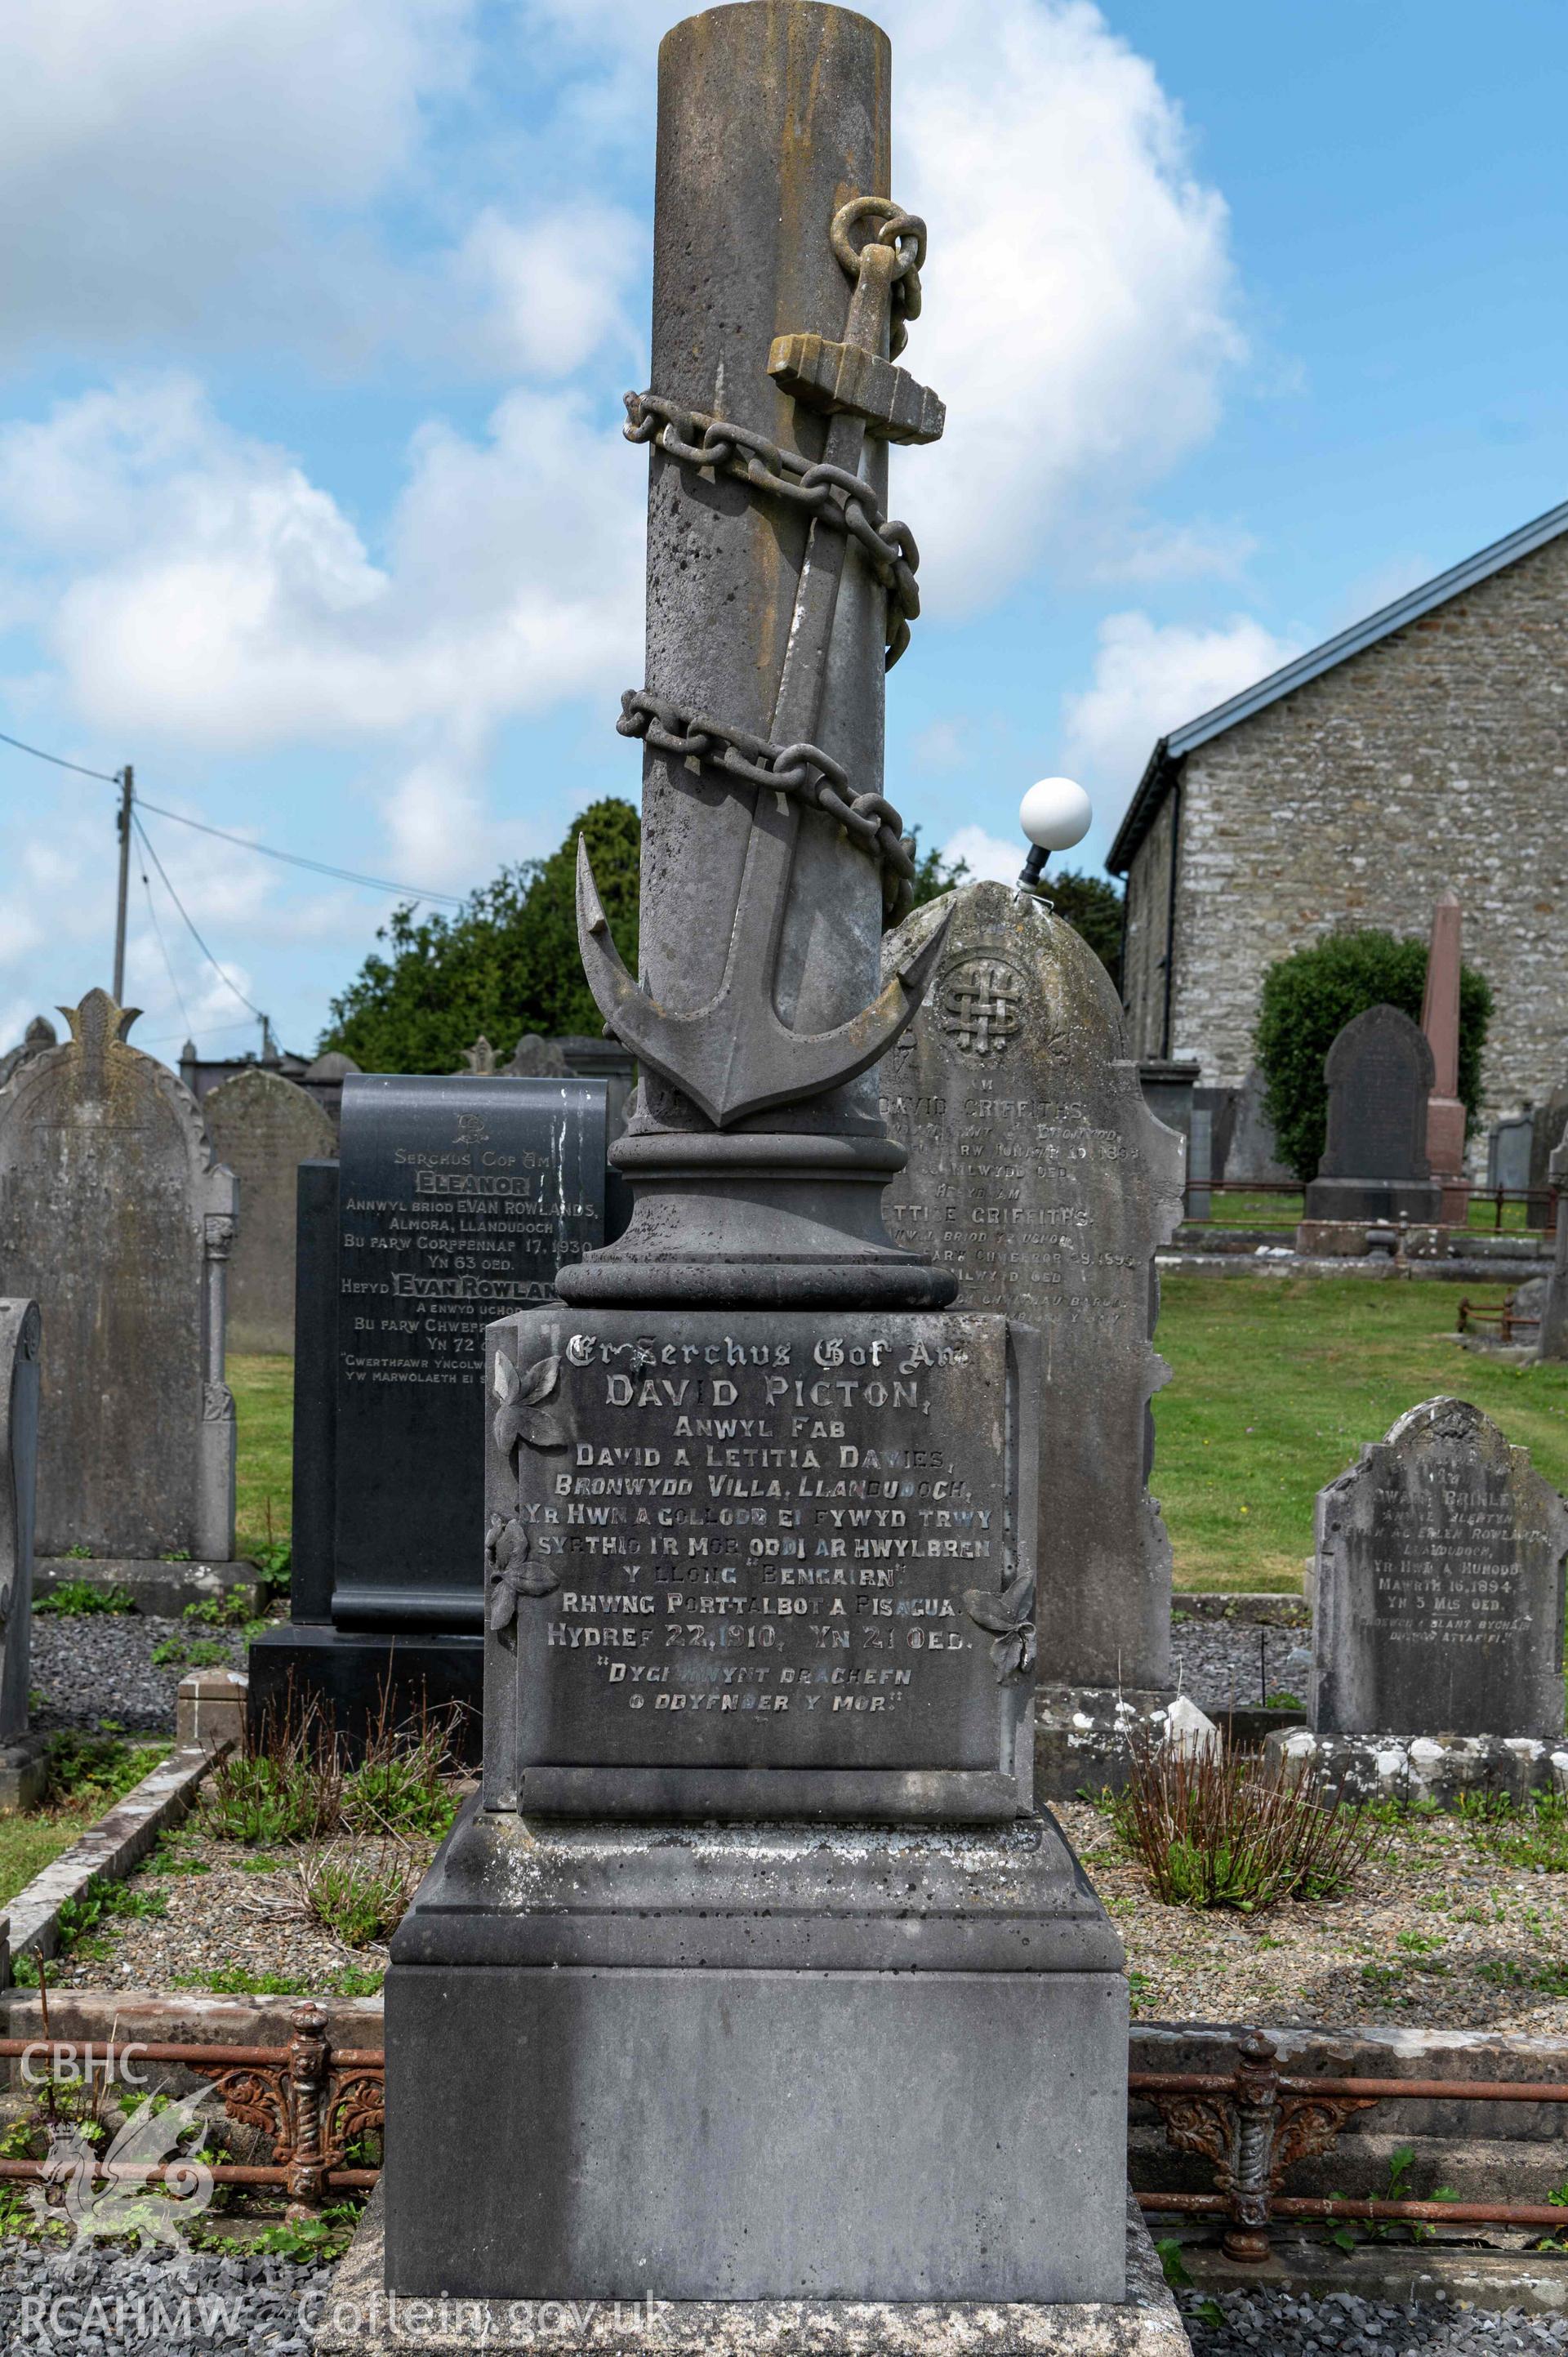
578, 197, 949, 1130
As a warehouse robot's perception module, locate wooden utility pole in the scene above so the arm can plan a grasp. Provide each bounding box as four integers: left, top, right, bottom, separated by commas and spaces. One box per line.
111, 764, 133, 1000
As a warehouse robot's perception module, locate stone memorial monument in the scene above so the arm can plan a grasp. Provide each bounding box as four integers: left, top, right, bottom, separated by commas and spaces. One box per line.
1489, 1108, 1535, 1200
248, 1072, 607, 1753
299, 1049, 359, 1129
381, 7, 1148, 2332
1301, 1002, 1441, 1229
880, 876, 1183, 1793
0, 1300, 44, 1807
203, 1066, 336, 1353
1539, 1128, 1568, 1362
1268, 1397, 1568, 1804
0, 1018, 56, 1092
0, 991, 244, 1588
1421, 890, 1470, 1224
500, 1032, 568, 1078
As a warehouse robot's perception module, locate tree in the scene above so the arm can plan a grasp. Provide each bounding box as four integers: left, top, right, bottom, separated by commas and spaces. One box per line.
906, 827, 969, 911
321, 799, 640, 1073
1046, 868, 1123, 989
1254, 929, 1491, 1182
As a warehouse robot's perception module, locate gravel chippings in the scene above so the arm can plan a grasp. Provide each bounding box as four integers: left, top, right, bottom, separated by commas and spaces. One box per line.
1171, 1614, 1313, 1713
29, 1615, 243, 1735
1183, 2285, 1568, 2357
0, 2237, 338, 2352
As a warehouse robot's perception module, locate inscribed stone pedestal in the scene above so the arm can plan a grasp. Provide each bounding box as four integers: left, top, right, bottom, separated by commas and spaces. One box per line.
0, 992, 238, 1564
880, 881, 1183, 1720
203, 1067, 336, 1352
1303, 1002, 1441, 1225
1312, 1397, 1568, 1739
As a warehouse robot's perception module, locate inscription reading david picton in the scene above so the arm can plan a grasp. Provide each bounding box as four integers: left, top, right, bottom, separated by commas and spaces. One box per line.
498, 1311, 1018, 1774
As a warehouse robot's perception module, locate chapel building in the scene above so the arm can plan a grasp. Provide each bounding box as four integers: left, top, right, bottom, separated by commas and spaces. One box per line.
1109, 497, 1568, 1135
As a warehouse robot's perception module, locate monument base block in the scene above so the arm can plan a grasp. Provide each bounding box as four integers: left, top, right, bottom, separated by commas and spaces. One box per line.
384, 1801, 1129, 2306
246, 1625, 481, 1764
1033, 1685, 1177, 1799
1301, 1178, 1442, 1225
0, 1731, 47, 1812
326, 2186, 1187, 2357
1267, 1727, 1568, 1809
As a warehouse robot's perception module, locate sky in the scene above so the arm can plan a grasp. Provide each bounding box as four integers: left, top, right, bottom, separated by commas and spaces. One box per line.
1, 0, 1566, 1061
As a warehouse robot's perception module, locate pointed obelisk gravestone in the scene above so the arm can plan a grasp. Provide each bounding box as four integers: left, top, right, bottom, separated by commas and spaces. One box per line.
0, 992, 244, 1588
1422, 891, 1470, 1224
203, 1067, 336, 1353
880, 879, 1184, 1793
0, 1299, 45, 1806
1269, 1398, 1568, 1804
1302, 1002, 1441, 1228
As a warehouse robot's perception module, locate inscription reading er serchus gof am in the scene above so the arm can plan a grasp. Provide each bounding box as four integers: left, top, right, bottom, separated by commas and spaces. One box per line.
482, 1308, 1039, 1820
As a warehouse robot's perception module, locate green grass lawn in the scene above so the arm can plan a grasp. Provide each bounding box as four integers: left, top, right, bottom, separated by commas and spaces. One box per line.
230, 1285, 1568, 1601
1153, 1276, 1568, 1591
229, 1353, 292, 1561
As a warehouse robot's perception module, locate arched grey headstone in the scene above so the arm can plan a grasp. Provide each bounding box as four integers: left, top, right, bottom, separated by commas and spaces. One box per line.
0, 991, 238, 1561
0, 1299, 40, 1748
1313, 1397, 1568, 1739
203, 1067, 336, 1353
1305, 1003, 1441, 1223
880, 880, 1184, 1735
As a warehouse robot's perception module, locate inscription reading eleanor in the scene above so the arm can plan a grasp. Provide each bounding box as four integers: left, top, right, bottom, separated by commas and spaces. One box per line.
500, 1310, 1018, 1775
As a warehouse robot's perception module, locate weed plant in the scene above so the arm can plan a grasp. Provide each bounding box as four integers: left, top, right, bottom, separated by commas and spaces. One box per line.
34, 1580, 133, 1616
300, 1842, 412, 1947
1115, 1736, 1384, 1912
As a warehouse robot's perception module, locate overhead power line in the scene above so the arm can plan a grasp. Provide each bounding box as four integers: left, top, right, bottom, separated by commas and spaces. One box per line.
131, 814, 266, 1023
136, 799, 466, 907
0, 727, 120, 785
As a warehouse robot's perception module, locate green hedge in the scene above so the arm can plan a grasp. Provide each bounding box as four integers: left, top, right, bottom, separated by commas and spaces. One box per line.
1255, 929, 1490, 1183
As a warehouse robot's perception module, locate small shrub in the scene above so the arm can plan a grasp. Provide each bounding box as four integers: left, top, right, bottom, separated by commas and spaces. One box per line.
301, 1842, 412, 1948
1116, 1737, 1383, 1913
35, 1580, 133, 1616
251, 1539, 292, 1602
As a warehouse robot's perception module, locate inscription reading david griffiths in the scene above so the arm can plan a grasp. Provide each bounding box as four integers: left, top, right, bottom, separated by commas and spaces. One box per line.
498, 1310, 1022, 1776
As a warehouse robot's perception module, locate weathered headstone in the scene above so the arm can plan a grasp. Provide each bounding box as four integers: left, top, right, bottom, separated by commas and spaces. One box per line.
0, 1300, 45, 1806
1219, 1064, 1292, 1187
1539, 1127, 1568, 1361
1302, 1002, 1441, 1225
0, 1018, 56, 1093
1421, 890, 1470, 1223
385, 2, 1132, 2326
501, 1033, 568, 1078
1528, 1084, 1568, 1225
203, 1067, 336, 1353
1489, 1109, 1535, 1197
300, 1049, 359, 1129
1271, 1398, 1568, 1804
249, 1072, 607, 1752
1138, 1056, 1200, 1152
0, 991, 242, 1577
880, 879, 1183, 1792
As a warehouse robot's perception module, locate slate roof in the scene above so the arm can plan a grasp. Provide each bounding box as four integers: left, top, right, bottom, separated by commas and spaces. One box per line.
1106, 492, 1568, 873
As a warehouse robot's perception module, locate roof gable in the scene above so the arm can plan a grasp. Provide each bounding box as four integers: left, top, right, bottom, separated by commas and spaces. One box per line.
1107, 491, 1568, 873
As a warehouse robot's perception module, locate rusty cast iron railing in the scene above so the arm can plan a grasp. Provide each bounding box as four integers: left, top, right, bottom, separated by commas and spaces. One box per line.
0, 2004, 382, 2215
1458, 1293, 1541, 1343
1134, 2030, 1568, 2261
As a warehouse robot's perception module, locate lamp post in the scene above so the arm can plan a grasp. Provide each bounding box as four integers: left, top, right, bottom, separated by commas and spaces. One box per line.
1016, 775, 1092, 893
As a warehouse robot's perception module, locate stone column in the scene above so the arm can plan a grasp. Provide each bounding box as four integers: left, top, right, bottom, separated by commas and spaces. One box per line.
1422, 889, 1470, 1224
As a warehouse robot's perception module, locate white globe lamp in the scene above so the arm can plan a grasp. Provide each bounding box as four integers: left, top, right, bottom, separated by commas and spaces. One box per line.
1018, 776, 1091, 893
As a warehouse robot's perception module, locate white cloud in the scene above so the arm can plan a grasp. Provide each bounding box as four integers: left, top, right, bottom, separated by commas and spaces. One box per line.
456, 203, 646, 380
1085, 516, 1259, 586
881, 0, 1244, 611
1062, 610, 1301, 818
0, 373, 642, 756
942, 825, 1024, 886
0, 0, 475, 359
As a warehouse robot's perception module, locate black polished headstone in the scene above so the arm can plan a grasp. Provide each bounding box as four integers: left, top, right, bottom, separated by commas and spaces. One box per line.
250, 1079, 605, 1754
1304, 1003, 1441, 1224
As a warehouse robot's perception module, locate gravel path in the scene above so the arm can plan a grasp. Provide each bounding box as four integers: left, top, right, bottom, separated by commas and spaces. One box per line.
1171, 1615, 1314, 1713
29, 1616, 243, 1735
0, 2237, 336, 2351
1183, 2285, 1568, 2355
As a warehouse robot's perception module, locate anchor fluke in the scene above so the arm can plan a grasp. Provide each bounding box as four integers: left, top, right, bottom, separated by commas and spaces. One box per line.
576, 834, 952, 1129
